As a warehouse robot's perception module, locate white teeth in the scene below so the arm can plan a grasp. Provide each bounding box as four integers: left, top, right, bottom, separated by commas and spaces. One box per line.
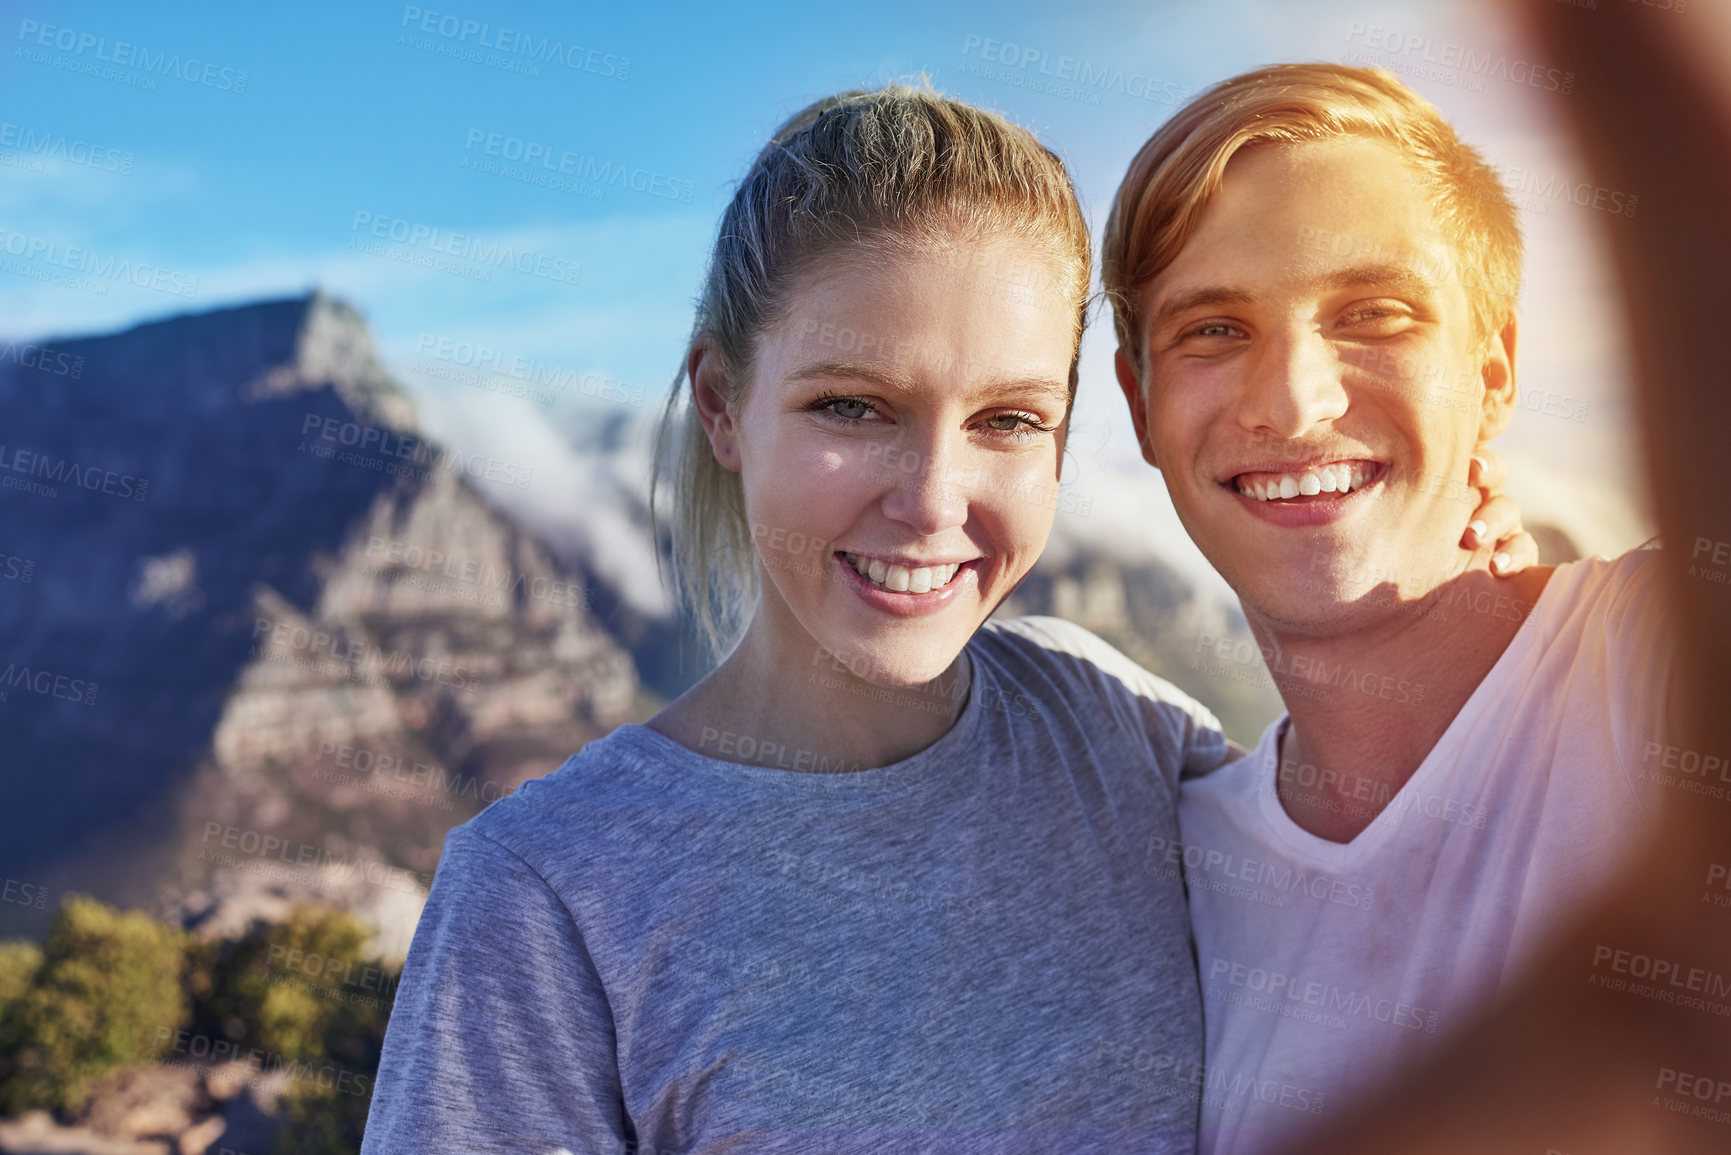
844, 554, 961, 593
1236, 463, 1375, 502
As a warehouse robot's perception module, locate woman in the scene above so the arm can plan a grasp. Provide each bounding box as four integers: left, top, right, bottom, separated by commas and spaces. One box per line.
361, 86, 1530, 1154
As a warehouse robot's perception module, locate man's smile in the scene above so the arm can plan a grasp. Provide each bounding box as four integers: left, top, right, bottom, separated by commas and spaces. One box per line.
1228, 459, 1388, 503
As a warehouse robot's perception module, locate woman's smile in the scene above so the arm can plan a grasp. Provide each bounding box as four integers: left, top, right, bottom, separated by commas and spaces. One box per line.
833, 551, 982, 617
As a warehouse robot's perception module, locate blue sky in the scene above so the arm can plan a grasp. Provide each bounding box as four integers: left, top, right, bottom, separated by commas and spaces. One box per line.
0, 0, 1652, 594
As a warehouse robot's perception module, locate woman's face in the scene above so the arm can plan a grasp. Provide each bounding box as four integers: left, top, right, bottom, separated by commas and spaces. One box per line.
712, 235, 1078, 689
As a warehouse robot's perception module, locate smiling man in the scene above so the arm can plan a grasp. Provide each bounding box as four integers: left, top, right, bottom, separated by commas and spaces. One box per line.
1103, 65, 1676, 1154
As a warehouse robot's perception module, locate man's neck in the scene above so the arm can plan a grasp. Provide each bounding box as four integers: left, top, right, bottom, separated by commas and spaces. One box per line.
1257, 563, 1556, 842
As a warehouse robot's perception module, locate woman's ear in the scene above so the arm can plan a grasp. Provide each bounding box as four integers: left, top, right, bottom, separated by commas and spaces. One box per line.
689, 338, 742, 472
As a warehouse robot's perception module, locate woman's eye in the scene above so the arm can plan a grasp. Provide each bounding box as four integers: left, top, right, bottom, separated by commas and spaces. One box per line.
811, 394, 880, 421
982, 412, 1051, 434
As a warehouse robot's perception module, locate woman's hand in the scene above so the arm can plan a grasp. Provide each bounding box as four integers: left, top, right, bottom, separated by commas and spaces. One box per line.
1460, 449, 1539, 577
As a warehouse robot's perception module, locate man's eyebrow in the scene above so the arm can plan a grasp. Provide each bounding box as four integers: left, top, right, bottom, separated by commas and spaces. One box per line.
1147, 287, 1256, 334
1321, 263, 1443, 297
784, 360, 1071, 404
1147, 264, 1446, 334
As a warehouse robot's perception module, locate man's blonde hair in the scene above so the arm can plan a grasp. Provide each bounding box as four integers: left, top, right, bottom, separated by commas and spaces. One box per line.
1102, 63, 1522, 370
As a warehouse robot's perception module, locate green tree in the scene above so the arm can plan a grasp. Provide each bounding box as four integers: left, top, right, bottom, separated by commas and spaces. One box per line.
0, 896, 189, 1114
199, 905, 384, 1060
0, 941, 44, 1020
192, 905, 397, 1154
275, 1076, 379, 1155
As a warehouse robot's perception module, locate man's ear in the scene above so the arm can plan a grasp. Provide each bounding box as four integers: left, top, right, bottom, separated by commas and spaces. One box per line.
1476, 314, 1519, 441
689, 338, 742, 472
1114, 347, 1161, 469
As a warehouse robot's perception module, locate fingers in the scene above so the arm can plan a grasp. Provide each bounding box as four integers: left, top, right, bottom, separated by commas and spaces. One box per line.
1490, 527, 1540, 577
1461, 493, 1539, 575
1462, 492, 1521, 551
1468, 449, 1508, 494
1463, 453, 1536, 574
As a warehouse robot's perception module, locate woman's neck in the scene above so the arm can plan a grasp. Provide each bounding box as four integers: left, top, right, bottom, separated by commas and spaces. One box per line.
646, 613, 973, 773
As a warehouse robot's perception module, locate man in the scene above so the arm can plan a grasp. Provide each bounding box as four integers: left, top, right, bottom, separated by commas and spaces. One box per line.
1103, 65, 1675, 1154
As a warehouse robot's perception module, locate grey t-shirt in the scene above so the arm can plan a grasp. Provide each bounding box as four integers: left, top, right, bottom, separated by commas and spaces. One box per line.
362, 617, 1228, 1155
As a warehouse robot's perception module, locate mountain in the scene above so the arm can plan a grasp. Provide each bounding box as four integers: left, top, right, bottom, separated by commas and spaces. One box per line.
0, 293, 648, 949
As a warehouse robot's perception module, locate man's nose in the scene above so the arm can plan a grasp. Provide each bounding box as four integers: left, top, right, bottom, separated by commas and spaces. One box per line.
1235, 327, 1350, 439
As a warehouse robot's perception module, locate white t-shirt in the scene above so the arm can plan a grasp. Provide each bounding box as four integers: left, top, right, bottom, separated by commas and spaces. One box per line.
1177, 547, 1674, 1155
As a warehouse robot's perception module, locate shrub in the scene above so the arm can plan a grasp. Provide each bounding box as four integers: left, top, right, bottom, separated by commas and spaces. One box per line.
193, 905, 398, 1153
0, 941, 42, 1011
0, 896, 189, 1114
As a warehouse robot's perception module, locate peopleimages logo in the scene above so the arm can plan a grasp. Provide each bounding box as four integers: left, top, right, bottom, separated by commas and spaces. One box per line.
398, 6, 629, 79
0, 339, 83, 378
348, 211, 579, 288
0, 661, 99, 706
0, 444, 149, 502
0, 122, 133, 174
959, 34, 1194, 106
462, 129, 694, 203
1344, 22, 1575, 94
0, 228, 198, 298
299, 412, 536, 490
15, 19, 249, 92
414, 333, 646, 408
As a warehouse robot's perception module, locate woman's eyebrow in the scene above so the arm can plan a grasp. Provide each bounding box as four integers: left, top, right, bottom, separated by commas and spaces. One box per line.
784, 360, 916, 391
785, 359, 1069, 403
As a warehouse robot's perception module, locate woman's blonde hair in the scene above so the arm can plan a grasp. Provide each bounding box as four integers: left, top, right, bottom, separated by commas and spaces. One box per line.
1102, 63, 1523, 372
653, 84, 1091, 655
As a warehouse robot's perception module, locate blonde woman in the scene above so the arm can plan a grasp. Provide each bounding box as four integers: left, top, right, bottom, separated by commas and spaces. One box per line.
362, 86, 1530, 1155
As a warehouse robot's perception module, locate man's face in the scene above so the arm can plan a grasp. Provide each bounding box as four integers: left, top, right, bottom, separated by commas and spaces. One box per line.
1117, 137, 1515, 634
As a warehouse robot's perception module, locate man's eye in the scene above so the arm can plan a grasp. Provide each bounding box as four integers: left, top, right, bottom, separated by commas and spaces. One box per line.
1185, 321, 1242, 340
1340, 303, 1411, 329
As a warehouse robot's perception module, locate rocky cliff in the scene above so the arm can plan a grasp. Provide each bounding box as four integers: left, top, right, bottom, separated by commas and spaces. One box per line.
0, 293, 647, 949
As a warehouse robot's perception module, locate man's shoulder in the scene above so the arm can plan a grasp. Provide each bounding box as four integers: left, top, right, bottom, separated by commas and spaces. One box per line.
1523, 543, 1671, 671
1544, 541, 1664, 618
